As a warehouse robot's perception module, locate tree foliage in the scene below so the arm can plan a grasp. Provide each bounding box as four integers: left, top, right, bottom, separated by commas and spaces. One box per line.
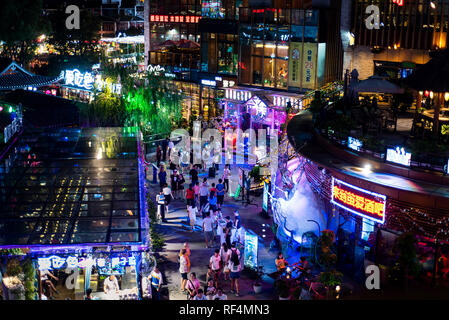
0, 0, 50, 64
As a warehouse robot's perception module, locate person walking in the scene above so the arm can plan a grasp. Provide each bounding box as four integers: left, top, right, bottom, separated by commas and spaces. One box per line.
186, 184, 195, 207
186, 272, 201, 300
162, 137, 169, 161
228, 243, 241, 296
168, 138, 175, 160
193, 181, 200, 208
156, 189, 166, 222
171, 169, 179, 200
189, 165, 199, 185
156, 145, 162, 167
224, 216, 233, 248
220, 242, 231, 281
150, 266, 163, 300
187, 205, 197, 231
216, 179, 225, 209
223, 165, 231, 193
208, 189, 218, 214
179, 242, 191, 258
202, 212, 214, 248
178, 172, 186, 199
158, 166, 167, 189
199, 178, 209, 217
209, 249, 222, 288
179, 249, 190, 292
162, 183, 174, 213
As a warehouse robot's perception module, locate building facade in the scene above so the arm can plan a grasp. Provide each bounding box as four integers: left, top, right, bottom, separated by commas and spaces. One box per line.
343, 0, 449, 80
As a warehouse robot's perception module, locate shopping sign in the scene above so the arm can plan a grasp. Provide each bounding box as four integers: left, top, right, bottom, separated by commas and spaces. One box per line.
37, 255, 136, 270
331, 178, 386, 224
244, 231, 258, 269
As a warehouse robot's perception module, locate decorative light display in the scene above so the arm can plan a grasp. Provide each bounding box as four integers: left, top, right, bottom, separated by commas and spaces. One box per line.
348, 136, 363, 152
392, 0, 404, 6
386, 146, 411, 166
63, 69, 94, 90
331, 178, 386, 224
246, 96, 268, 118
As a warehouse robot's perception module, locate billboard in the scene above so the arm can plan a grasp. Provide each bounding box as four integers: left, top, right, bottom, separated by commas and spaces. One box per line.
263, 182, 269, 212
288, 42, 302, 87
331, 178, 387, 224
302, 42, 318, 90
386, 147, 411, 166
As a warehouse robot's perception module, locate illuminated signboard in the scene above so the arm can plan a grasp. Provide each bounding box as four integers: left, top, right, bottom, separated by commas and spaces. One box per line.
392, 0, 403, 6
244, 231, 259, 268
37, 255, 136, 270
150, 15, 200, 23
263, 182, 268, 212
63, 69, 94, 90
386, 146, 411, 166
246, 96, 268, 118
331, 178, 386, 224
201, 79, 216, 86
348, 137, 363, 152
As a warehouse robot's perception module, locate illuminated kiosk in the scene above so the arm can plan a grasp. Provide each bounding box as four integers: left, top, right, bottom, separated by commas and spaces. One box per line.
270, 109, 449, 282
0, 127, 150, 300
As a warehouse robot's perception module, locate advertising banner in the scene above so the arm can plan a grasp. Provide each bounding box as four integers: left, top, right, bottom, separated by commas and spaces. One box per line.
302, 42, 318, 90
288, 42, 302, 88
244, 231, 259, 268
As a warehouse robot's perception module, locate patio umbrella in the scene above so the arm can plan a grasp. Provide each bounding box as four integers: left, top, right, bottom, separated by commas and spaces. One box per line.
355, 75, 404, 94
175, 39, 200, 49
405, 48, 449, 136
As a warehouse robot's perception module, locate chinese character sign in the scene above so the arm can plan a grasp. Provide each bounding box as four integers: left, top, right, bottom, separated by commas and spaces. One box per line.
63, 69, 94, 90
37, 255, 137, 270
386, 147, 411, 166
302, 43, 317, 90
288, 42, 302, 87
331, 178, 386, 224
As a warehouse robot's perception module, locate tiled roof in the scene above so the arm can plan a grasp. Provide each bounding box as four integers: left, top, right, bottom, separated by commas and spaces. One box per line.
0, 73, 62, 90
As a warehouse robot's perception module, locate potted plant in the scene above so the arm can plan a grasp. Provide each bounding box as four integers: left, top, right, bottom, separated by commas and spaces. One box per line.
253, 266, 264, 294
274, 278, 290, 300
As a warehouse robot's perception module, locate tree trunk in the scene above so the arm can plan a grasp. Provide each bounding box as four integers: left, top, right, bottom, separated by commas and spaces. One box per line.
433, 93, 441, 137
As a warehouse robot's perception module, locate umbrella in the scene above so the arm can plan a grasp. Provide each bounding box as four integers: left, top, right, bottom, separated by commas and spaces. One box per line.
355, 75, 404, 94
405, 48, 449, 136
175, 39, 200, 49
153, 40, 177, 49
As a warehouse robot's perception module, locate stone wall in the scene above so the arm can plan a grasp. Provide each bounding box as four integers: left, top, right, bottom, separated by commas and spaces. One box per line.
343, 46, 432, 80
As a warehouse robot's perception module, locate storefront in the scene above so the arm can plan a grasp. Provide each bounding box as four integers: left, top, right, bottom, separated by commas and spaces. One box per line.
221, 86, 303, 132
60, 68, 122, 104
33, 247, 152, 300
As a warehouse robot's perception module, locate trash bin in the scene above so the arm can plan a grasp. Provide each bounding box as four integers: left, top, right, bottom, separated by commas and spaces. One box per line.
208, 166, 216, 178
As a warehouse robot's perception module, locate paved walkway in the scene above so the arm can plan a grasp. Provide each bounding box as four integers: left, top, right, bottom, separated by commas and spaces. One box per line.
146, 164, 278, 300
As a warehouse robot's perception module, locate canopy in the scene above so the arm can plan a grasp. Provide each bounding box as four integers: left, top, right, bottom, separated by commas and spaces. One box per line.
355, 75, 404, 94
405, 48, 449, 92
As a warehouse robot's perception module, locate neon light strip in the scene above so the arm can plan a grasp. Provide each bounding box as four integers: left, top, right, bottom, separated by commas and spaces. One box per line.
331, 178, 386, 224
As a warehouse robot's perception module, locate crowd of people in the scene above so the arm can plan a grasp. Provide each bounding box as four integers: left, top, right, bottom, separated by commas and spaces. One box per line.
150, 138, 245, 300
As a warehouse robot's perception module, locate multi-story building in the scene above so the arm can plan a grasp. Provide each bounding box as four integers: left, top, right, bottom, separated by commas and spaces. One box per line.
343, 0, 449, 80
144, 0, 344, 123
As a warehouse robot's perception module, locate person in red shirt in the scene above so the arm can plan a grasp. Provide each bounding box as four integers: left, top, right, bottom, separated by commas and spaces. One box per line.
209, 183, 217, 196
186, 184, 195, 207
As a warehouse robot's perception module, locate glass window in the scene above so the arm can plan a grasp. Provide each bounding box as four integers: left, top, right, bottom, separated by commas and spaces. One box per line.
252, 40, 264, 55
252, 56, 263, 85
291, 25, 303, 42
304, 26, 318, 42
276, 59, 288, 89
263, 42, 276, 57
277, 44, 289, 59
263, 57, 275, 87
264, 25, 276, 41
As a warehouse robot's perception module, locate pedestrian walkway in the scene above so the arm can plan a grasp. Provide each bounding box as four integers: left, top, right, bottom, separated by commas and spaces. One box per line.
146, 164, 278, 300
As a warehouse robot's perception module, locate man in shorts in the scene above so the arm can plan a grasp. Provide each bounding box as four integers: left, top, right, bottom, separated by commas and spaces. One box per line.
209, 249, 222, 288
202, 212, 214, 248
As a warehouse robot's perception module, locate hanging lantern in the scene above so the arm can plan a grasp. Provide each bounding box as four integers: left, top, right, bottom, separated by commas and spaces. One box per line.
445, 92, 449, 101
430, 91, 434, 99
424, 90, 430, 97
419, 91, 423, 96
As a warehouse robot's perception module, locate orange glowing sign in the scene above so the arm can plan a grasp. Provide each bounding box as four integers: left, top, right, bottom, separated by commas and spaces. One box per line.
150, 15, 200, 23
331, 178, 386, 224
392, 0, 403, 6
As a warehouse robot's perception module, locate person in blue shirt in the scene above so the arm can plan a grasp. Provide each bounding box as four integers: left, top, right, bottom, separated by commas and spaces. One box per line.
209, 190, 217, 213
150, 266, 163, 300
216, 179, 225, 209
